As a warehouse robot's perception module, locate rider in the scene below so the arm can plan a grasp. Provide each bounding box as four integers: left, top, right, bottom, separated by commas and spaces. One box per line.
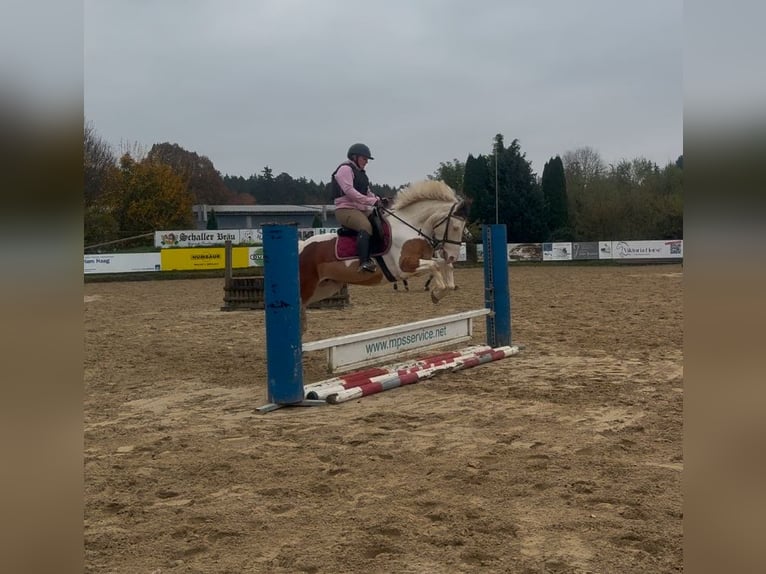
332, 143, 385, 273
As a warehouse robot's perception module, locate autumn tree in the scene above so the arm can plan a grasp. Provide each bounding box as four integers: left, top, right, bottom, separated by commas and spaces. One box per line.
147, 142, 232, 205
111, 154, 194, 236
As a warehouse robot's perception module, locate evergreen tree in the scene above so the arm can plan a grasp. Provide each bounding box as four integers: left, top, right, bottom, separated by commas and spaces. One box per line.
462, 153, 493, 224
492, 136, 545, 242
541, 156, 570, 239
206, 210, 219, 230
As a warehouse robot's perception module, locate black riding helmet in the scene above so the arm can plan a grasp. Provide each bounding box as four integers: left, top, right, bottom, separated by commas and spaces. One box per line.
347, 143, 374, 160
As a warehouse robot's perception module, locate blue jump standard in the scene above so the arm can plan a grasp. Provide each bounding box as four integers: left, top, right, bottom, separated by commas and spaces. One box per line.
255, 223, 513, 413
256, 223, 325, 413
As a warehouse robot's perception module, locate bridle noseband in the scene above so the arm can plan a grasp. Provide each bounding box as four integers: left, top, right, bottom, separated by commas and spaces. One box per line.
378, 202, 466, 254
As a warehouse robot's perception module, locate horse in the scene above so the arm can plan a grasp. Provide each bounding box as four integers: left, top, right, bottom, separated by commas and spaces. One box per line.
298, 180, 469, 330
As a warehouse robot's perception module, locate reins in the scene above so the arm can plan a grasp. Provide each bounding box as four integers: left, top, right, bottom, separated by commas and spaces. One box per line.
377, 202, 465, 251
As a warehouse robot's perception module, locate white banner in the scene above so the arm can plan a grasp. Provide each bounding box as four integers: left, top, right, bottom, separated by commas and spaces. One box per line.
155, 230, 241, 248
542, 242, 573, 261
508, 243, 542, 261
599, 241, 613, 259
84, 253, 161, 274
303, 309, 490, 372
240, 229, 263, 244
155, 227, 340, 247
612, 240, 683, 259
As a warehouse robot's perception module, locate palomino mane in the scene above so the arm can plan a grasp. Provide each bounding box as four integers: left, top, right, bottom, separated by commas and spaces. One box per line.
391, 180, 458, 211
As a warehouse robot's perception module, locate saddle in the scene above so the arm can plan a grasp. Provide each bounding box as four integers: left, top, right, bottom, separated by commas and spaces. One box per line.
335, 208, 392, 260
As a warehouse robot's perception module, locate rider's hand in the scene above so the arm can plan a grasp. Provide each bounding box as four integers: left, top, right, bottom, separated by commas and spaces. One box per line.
377, 197, 390, 208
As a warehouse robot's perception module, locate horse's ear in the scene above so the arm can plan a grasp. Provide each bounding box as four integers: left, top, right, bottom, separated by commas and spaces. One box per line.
455, 198, 471, 219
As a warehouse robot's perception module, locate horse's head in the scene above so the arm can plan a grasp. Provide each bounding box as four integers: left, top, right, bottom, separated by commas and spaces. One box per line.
391, 180, 469, 263
432, 198, 470, 263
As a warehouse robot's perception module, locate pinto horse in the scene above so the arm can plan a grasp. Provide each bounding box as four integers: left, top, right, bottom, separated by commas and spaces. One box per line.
298, 180, 468, 330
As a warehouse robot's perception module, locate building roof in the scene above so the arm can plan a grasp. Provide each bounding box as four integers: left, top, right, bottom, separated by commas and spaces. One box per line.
193, 204, 335, 214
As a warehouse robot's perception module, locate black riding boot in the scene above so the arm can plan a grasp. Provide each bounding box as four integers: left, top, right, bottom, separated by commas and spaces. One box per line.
356, 230, 376, 273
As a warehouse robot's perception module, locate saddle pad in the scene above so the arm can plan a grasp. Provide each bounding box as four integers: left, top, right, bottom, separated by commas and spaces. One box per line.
334, 218, 392, 260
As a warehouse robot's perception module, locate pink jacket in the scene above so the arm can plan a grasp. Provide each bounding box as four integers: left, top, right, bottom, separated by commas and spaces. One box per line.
333, 164, 379, 213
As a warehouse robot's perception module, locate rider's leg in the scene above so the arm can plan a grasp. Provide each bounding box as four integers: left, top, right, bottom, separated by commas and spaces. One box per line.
335, 208, 376, 272
356, 230, 375, 272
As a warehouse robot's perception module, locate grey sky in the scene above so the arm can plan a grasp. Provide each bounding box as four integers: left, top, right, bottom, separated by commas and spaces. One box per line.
84, 0, 682, 187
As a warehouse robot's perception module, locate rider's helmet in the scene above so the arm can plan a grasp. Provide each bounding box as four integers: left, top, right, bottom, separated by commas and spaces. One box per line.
347, 143, 374, 160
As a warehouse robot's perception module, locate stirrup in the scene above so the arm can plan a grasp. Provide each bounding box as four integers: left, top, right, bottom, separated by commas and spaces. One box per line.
359, 260, 377, 273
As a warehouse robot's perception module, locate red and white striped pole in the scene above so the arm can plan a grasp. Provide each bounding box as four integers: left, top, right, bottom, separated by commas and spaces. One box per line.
303, 345, 492, 400
325, 346, 519, 404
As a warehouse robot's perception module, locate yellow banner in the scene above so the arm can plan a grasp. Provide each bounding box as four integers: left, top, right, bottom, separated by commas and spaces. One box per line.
160, 247, 250, 271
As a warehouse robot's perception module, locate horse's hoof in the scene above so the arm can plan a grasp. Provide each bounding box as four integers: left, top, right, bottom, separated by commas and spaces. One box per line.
431, 291, 440, 304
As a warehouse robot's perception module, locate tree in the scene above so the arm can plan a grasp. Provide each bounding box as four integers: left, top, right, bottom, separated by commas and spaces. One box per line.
462, 153, 493, 224
206, 210, 219, 230
560, 148, 683, 241
562, 146, 605, 191
494, 137, 546, 242
147, 142, 232, 205
84, 120, 116, 205
541, 156, 570, 239
84, 121, 121, 245
112, 154, 194, 235
429, 158, 465, 192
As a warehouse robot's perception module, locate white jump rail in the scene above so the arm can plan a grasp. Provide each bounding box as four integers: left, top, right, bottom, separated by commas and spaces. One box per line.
302, 308, 490, 373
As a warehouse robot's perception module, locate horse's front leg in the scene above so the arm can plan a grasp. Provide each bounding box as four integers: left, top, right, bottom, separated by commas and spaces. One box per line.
440, 259, 456, 290
415, 258, 450, 303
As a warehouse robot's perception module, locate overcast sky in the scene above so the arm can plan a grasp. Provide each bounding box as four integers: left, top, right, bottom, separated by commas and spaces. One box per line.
84, 0, 682, 187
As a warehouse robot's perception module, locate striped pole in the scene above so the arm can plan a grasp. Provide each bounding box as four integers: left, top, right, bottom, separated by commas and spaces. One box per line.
303, 345, 491, 397
325, 346, 519, 404
304, 345, 492, 400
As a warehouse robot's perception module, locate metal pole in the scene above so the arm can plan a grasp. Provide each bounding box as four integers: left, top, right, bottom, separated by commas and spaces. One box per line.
224, 240, 233, 290
483, 224, 511, 347
262, 223, 304, 404
495, 148, 499, 224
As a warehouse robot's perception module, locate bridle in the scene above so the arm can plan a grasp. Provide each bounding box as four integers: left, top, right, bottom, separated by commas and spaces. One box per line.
378, 201, 466, 254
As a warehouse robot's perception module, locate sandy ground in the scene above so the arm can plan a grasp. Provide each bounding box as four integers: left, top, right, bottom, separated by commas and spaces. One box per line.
84, 264, 683, 573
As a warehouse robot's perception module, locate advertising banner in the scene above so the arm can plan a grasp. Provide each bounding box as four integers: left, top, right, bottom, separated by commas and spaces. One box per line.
598, 241, 613, 259
155, 230, 241, 248
542, 242, 573, 261
612, 240, 683, 259
84, 253, 161, 274
300, 228, 339, 240
240, 229, 263, 244
160, 247, 250, 270
248, 246, 264, 267
508, 243, 542, 261
572, 242, 600, 260
155, 227, 341, 247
